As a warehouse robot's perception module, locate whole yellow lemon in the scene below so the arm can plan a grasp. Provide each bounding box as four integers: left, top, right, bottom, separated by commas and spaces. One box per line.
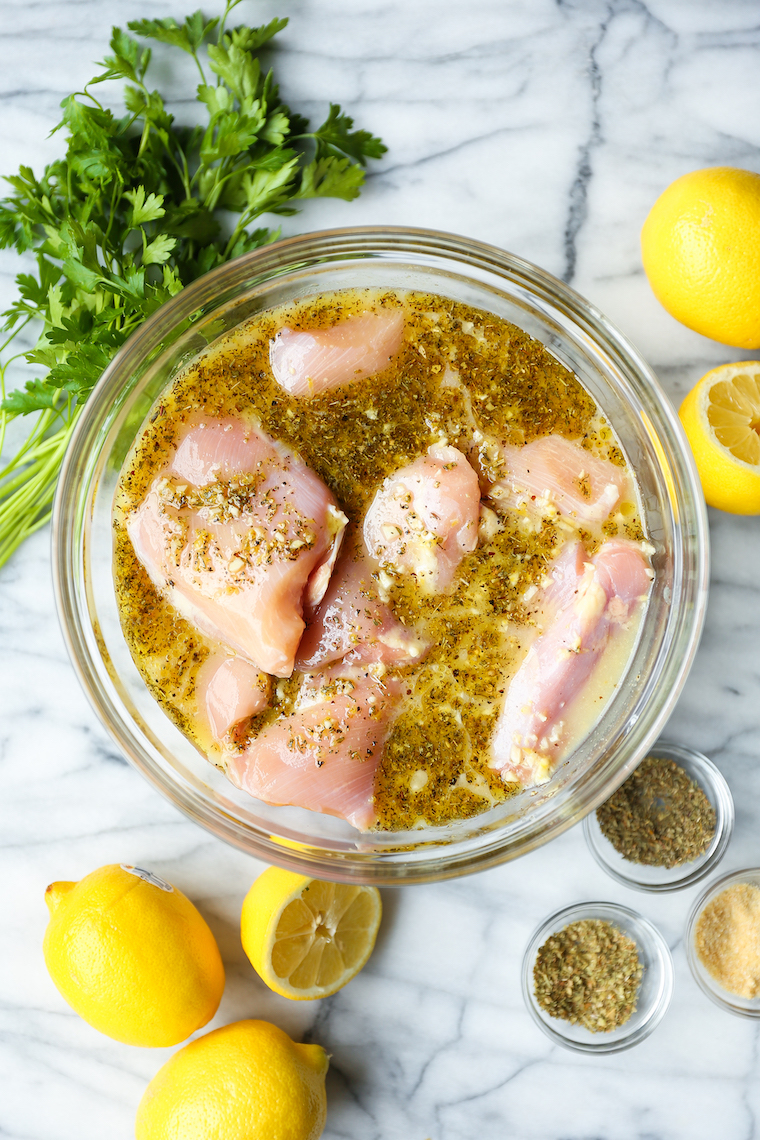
135, 1019, 328, 1140
641, 167, 760, 348
42, 863, 224, 1047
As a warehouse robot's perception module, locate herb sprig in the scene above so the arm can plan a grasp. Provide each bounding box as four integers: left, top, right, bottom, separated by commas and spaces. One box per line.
0, 1, 385, 567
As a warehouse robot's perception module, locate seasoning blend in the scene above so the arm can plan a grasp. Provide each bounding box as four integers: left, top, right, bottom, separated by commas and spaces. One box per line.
687, 869, 760, 1015
584, 743, 734, 893
533, 919, 642, 1032
696, 883, 760, 997
597, 755, 716, 867
522, 902, 674, 1052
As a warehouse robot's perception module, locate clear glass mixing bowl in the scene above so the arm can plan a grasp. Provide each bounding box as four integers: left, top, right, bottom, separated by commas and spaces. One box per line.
52, 227, 709, 883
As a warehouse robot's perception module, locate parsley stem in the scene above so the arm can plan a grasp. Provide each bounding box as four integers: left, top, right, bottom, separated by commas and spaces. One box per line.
0, 413, 79, 567
190, 50, 207, 85
217, 0, 242, 43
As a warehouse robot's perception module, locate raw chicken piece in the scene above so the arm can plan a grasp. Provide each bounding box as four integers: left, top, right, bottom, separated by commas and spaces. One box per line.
487, 434, 631, 524
195, 654, 270, 744
225, 667, 402, 830
491, 539, 652, 786
269, 310, 405, 397
295, 539, 428, 670
126, 417, 347, 677
534, 540, 588, 613
363, 444, 481, 593
593, 539, 654, 608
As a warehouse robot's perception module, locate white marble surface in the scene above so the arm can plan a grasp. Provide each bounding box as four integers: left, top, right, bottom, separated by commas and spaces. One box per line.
2, 1, 760, 1137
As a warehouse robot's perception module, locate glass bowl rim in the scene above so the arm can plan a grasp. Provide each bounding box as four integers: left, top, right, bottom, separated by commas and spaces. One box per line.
685, 866, 760, 1017
52, 224, 710, 883
521, 899, 675, 1053
583, 739, 734, 893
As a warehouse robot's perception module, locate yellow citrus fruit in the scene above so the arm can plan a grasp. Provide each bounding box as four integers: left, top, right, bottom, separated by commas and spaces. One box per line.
42, 863, 224, 1047
679, 361, 760, 513
135, 1019, 328, 1140
241, 868, 381, 1000
641, 167, 760, 348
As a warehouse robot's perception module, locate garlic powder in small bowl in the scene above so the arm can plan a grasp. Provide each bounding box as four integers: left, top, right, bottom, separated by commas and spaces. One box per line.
686, 867, 760, 1017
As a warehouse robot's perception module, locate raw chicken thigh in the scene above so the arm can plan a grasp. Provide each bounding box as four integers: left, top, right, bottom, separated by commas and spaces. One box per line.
195, 654, 271, 745
270, 310, 405, 397
117, 286, 655, 835
363, 444, 481, 592
126, 417, 347, 677
295, 539, 428, 670
487, 434, 631, 524
491, 538, 652, 786
226, 666, 402, 830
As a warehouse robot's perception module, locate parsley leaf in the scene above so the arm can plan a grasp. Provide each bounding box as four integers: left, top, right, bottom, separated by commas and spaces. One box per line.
307, 104, 388, 166
228, 18, 289, 53
90, 28, 152, 86
143, 234, 178, 265
125, 187, 166, 227
297, 156, 366, 201
128, 12, 220, 56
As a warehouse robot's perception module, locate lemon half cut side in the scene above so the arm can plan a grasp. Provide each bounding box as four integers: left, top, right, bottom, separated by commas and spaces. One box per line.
679, 361, 760, 514
241, 869, 382, 1000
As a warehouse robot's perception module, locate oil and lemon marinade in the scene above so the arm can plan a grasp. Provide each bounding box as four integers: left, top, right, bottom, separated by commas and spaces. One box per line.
113, 287, 648, 831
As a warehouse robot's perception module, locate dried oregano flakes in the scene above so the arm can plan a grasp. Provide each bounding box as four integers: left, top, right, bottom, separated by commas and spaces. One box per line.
533, 918, 643, 1033
596, 755, 716, 868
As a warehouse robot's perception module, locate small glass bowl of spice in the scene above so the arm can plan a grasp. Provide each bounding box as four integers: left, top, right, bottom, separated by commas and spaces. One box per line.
686, 868, 760, 1017
583, 741, 733, 892
522, 901, 674, 1053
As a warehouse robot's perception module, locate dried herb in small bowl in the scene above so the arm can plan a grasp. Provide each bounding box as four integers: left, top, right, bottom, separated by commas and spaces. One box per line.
596, 755, 716, 868
533, 918, 643, 1032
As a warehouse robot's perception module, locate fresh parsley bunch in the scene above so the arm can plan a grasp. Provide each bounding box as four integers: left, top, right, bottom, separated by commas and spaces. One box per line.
0, 1, 385, 567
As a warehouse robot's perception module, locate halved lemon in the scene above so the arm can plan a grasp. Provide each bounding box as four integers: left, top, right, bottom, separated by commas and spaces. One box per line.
679, 362, 760, 514
241, 869, 382, 1000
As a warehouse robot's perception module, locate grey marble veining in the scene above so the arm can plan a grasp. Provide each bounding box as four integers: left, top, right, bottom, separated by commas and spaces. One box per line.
2, 0, 760, 1137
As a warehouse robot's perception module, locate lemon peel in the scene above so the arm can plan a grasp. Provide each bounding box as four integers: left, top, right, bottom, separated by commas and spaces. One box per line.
42, 863, 224, 1047
642, 167, 760, 349
135, 1019, 328, 1140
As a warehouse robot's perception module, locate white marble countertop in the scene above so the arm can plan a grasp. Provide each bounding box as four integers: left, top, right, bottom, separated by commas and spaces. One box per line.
2, 1, 760, 1137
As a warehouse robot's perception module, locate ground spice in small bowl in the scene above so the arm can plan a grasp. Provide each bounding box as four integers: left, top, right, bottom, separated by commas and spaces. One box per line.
533, 918, 643, 1032
695, 882, 760, 999
596, 755, 716, 867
